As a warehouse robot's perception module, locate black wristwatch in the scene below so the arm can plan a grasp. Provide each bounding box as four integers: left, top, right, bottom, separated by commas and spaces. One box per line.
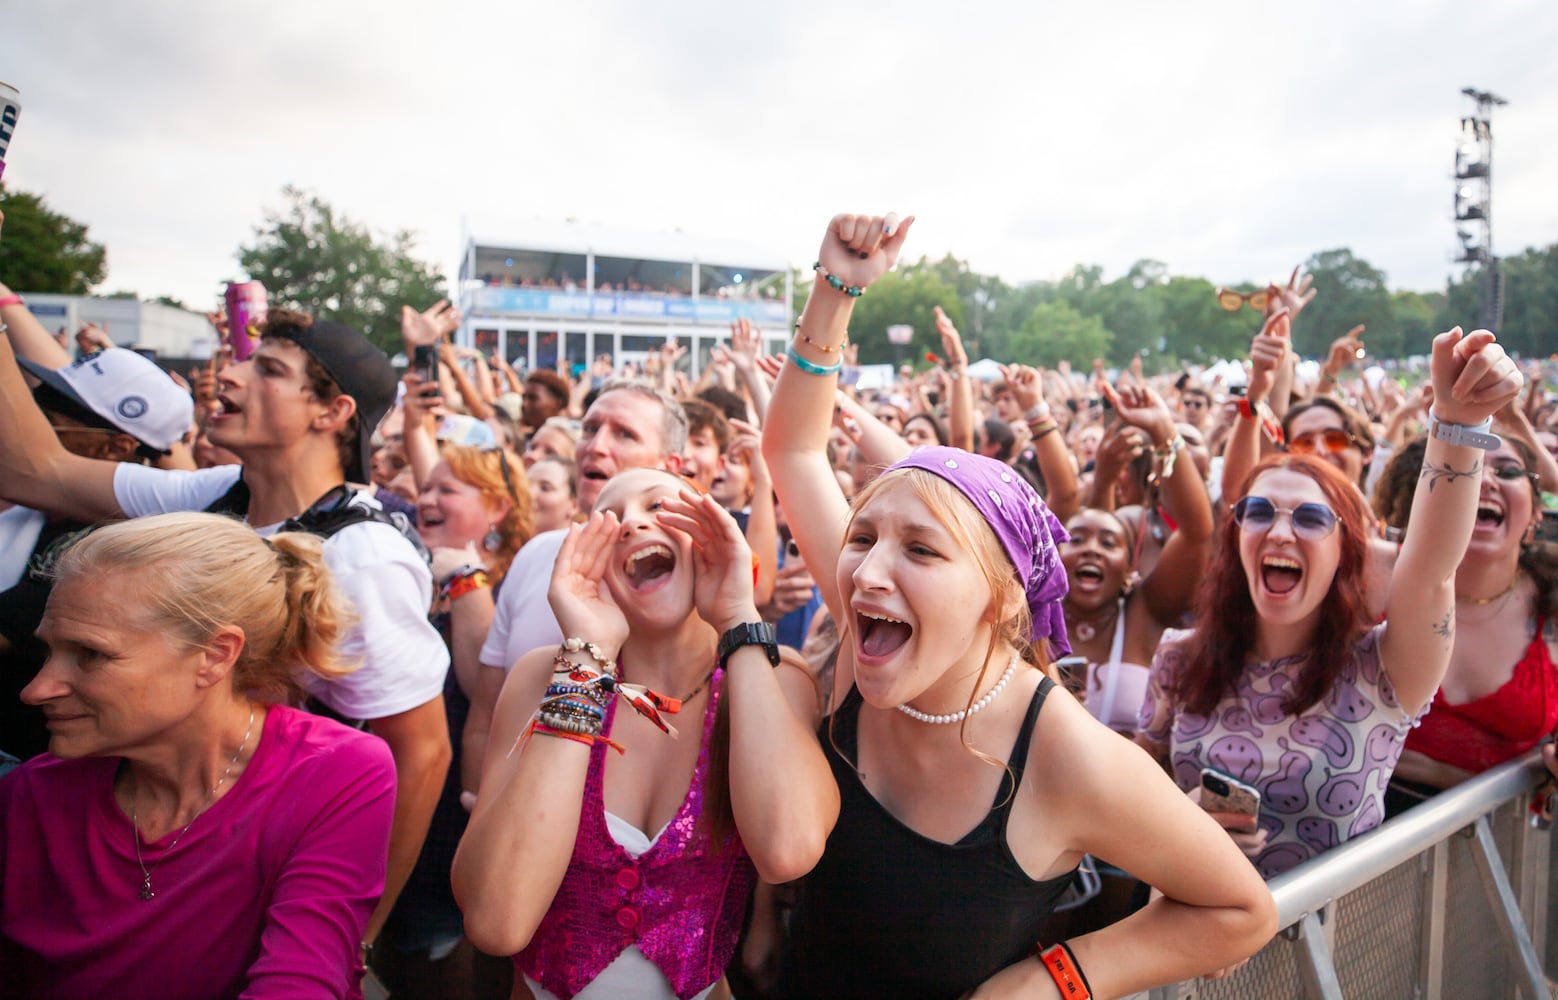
717, 621, 780, 671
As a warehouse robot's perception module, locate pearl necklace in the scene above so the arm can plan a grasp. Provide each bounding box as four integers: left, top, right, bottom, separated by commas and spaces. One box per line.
131, 704, 255, 901
896, 653, 1020, 725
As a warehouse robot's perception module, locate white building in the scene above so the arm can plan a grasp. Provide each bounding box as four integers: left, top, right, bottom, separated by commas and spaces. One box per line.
456, 220, 792, 377
20, 294, 217, 365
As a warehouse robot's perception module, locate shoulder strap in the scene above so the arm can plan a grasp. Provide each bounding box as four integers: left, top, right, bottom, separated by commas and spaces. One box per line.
1005, 675, 1054, 787
282, 487, 432, 566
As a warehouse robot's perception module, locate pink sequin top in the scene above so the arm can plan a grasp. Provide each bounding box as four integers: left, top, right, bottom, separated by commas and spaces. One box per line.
516, 668, 755, 1000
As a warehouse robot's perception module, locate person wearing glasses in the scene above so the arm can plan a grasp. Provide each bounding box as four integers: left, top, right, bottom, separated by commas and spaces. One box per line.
1138, 328, 1522, 877
1371, 435, 1558, 815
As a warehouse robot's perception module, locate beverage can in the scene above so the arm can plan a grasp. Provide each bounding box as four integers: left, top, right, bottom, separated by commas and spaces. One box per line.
0, 82, 20, 182
224, 281, 268, 362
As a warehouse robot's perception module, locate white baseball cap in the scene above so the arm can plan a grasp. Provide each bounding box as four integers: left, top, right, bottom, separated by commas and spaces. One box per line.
21, 348, 194, 453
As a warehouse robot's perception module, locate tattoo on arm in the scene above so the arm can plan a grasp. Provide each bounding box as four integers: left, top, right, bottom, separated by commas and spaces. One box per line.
1432, 612, 1453, 641
1420, 459, 1481, 493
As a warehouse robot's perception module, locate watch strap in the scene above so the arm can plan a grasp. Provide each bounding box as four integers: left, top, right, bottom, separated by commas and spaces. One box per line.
717, 621, 780, 671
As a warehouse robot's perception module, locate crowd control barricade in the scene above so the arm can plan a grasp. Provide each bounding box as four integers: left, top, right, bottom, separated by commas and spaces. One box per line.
1128, 753, 1555, 1000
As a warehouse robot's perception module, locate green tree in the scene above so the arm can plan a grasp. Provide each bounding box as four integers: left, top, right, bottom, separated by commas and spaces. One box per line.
1389, 290, 1443, 356
1153, 276, 1256, 364
1296, 249, 1396, 360
1007, 300, 1113, 369
0, 186, 107, 293
843, 268, 963, 366
238, 186, 446, 354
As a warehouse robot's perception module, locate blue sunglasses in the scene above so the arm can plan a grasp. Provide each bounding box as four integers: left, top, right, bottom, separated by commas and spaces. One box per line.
1231, 496, 1338, 541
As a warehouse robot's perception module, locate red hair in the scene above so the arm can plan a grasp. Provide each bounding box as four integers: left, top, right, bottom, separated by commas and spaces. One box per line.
1173, 454, 1373, 718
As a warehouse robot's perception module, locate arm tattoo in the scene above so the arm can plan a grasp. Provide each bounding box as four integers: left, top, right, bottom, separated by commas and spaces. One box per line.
1420, 459, 1481, 493
1432, 612, 1453, 641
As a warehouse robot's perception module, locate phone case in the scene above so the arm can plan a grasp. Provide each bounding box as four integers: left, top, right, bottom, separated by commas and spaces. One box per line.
1200, 769, 1261, 832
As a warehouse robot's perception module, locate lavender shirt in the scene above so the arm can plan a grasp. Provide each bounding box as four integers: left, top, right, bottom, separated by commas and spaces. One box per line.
1139, 625, 1422, 878
0, 706, 396, 999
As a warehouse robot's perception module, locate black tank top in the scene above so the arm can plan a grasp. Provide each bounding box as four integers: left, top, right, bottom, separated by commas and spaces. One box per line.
781, 676, 1076, 999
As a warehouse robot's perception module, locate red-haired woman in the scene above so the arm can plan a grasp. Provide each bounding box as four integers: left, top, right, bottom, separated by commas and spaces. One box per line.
1138, 329, 1522, 877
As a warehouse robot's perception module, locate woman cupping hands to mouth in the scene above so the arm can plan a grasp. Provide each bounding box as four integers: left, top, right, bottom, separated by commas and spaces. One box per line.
453, 465, 835, 1000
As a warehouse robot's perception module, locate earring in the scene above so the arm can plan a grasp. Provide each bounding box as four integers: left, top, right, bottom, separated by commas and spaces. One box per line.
483, 526, 502, 552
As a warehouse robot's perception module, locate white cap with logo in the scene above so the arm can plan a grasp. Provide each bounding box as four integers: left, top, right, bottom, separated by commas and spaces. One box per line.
21, 348, 194, 453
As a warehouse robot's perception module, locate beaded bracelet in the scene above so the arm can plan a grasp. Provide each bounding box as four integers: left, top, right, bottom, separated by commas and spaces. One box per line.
812, 261, 863, 298
545, 679, 611, 709
560, 637, 616, 676
799, 332, 845, 355
529, 721, 626, 755
790, 351, 844, 377
1030, 420, 1060, 441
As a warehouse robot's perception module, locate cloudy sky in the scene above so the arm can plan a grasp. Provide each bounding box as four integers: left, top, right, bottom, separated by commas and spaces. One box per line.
4, 0, 1555, 309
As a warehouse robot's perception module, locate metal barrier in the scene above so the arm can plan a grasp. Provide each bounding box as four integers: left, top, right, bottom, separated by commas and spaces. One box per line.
1130, 753, 1554, 1000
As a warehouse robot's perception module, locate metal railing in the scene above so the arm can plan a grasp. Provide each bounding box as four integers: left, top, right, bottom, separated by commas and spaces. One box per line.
1132, 753, 1553, 999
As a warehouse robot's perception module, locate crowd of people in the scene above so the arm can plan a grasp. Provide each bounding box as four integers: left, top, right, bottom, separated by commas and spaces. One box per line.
0, 205, 1546, 1000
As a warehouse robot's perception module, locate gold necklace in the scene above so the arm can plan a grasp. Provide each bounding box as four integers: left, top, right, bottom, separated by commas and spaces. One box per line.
131, 705, 255, 901
1459, 570, 1521, 607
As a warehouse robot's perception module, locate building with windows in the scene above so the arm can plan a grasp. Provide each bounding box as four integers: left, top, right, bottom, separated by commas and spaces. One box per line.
456, 220, 792, 378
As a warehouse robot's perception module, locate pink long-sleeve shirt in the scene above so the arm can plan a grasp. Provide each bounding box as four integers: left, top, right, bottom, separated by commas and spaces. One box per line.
0, 705, 396, 999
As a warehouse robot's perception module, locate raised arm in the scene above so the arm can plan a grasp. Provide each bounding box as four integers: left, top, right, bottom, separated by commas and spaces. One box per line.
933, 307, 975, 452
1381, 329, 1523, 713
1005, 363, 1079, 523
724, 318, 771, 424
762, 213, 915, 642
1103, 382, 1214, 624
1220, 308, 1290, 501
833, 390, 911, 468
453, 512, 627, 955
0, 328, 122, 520
0, 281, 72, 368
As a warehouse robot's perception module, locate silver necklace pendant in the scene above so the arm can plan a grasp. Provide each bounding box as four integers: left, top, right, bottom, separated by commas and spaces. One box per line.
140, 875, 155, 900
1074, 621, 1097, 642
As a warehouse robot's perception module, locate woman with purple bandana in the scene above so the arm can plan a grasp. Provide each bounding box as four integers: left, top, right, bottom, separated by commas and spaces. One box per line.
762, 213, 1277, 1000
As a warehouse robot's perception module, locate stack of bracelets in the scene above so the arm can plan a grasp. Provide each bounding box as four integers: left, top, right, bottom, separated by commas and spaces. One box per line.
519, 637, 684, 756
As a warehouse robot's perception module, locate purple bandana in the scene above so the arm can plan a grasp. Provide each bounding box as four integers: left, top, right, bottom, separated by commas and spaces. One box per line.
885, 446, 1071, 657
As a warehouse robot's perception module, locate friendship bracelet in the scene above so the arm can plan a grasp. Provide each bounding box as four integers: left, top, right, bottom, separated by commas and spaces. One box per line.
1023, 404, 1052, 423
1037, 943, 1092, 1000
790, 351, 844, 377
529, 721, 625, 755
1030, 420, 1060, 441
812, 261, 864, 298
442, 569, 490, 602
1148, 433, 1186, 488
0, 294, 23, 309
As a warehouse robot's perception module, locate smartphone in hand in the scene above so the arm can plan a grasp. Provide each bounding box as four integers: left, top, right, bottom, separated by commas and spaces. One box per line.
1200, 768, 1261, 834
413, 344, 438, 383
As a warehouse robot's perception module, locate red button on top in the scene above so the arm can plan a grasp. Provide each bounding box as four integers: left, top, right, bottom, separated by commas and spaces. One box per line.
615, 905, 641, 931
615, 868, 641, 891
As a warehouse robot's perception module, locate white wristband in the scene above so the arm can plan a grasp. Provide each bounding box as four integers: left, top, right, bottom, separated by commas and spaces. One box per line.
1426, 411, 1501, 451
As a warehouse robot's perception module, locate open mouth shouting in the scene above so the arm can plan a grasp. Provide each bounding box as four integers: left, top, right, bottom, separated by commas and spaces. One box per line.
855, 607, 914, 663
1071, 562, 1106, 594
1260, 555, 1303, 597
623, 542, 677, 594
1474, 500, 1506, 532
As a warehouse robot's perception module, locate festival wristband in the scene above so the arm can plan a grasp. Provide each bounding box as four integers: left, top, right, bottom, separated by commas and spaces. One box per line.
1236, 397, 1285, 446
1037, 942, 1092, 1000
0, 294, 22, 309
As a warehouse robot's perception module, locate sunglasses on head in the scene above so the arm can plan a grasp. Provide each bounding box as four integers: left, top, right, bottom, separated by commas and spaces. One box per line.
1286, 429, 1362, 456
1231, 495, 1339, 540
1216, 288, 1270, 312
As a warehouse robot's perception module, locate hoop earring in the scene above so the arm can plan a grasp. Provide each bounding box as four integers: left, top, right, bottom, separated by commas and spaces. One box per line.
483, 526, 502, 552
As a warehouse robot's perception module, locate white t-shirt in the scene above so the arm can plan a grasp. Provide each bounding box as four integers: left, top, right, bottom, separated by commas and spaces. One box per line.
480, 528, 566, 672
113, 464, 449, 720
0, 505, 47, 590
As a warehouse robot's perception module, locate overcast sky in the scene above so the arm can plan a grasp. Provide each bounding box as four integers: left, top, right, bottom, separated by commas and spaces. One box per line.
4, 0, 1555, 309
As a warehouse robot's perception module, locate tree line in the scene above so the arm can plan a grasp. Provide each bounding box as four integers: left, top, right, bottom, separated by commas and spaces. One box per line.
1, 183, 1551, 365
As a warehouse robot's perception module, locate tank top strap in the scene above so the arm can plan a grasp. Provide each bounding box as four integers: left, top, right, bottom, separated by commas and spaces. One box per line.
1004, 675, 1054, 791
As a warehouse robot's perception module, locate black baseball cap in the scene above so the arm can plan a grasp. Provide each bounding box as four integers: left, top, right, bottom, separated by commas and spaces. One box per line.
271, 320, 396, 484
